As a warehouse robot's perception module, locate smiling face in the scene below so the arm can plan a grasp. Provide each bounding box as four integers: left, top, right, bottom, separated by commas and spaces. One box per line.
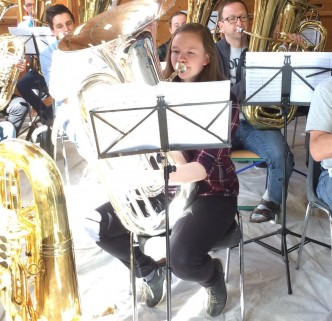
170, 31, 210, 82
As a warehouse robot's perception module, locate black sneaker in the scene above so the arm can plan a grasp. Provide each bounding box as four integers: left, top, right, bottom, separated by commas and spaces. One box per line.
254, 161, 267, 169
143, 265, 166, 307
205, 258, 227, 317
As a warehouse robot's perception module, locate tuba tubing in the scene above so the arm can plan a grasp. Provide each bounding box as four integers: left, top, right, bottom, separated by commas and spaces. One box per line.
0, 139, 81, 321
0, 34, 25, 111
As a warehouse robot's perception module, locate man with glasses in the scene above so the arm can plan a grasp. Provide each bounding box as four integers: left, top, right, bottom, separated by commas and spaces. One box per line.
18, 0, 35, 27
215, 0, 295, 223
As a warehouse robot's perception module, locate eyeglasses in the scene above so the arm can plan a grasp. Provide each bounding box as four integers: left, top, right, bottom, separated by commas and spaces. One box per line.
25, 3, 35, 7
222, 15, 249, 24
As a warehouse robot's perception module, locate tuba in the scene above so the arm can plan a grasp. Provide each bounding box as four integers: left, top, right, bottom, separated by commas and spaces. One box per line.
0, 139, 81, 321
241, 0, 327, 129
0, 0, 17, 20
186, 0, 222, 26
0, 34, 25, 111
57, 0, 194, 237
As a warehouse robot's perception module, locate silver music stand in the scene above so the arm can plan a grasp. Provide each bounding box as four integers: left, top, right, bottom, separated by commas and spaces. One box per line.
242, 52, 332, 295
88, 80, 232, 321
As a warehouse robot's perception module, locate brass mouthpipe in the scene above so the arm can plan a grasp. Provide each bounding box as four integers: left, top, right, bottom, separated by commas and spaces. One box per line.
236, 26, 307, 51
166, 62, 187, 81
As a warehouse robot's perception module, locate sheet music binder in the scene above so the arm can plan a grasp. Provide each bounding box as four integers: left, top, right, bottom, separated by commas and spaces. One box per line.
86, 81, 232, 158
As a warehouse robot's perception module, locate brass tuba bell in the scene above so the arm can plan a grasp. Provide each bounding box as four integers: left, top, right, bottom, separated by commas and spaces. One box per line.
0, 139, 81, 321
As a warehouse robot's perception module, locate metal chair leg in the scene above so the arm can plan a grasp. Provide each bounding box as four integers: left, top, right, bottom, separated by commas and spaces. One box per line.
296, 203, 311, 269
130, 232, 138, 321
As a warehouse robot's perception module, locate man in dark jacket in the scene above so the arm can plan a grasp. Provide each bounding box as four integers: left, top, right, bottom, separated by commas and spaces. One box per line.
215, 0, 295, 223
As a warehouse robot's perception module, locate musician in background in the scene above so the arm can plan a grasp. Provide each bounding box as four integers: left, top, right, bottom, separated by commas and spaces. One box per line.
306, 77, 332, 210
157, 11, 187, 62
215, 0, 295, 223
18, 0, 35, 27
16, 0, 55, 126
0, 60, 30, 138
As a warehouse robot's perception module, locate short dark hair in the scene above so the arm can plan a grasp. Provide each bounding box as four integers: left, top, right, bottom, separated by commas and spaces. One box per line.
217, 0, 249, 21
45, 4, 75, 30
168, 11, 187, 27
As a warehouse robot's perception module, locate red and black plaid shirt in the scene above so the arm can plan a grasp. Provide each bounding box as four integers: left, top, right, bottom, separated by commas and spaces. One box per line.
183, 93, 239, 197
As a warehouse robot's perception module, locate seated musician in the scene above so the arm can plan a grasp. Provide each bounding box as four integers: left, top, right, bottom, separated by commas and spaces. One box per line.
18, 0, 35, 27
306, 77, 332, 210
0, 60, 30, 138
16, 60, 53, 126
16, 0, 54, 126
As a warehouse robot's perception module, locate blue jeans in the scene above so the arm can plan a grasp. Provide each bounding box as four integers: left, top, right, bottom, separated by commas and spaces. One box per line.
16, 69, 53, 122
317, 170, 332, 210
232, 119, 294, 205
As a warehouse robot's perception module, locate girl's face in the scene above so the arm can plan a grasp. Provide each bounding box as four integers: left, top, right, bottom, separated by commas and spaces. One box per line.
170, 32, 210, 82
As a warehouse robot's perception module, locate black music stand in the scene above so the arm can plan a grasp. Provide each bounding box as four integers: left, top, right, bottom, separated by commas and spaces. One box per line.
242, 52, 332, 294
8, 27, 55, 56
88, 81, 232, 321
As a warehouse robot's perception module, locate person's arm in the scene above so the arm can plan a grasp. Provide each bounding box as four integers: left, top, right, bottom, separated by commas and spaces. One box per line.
310, 130, 332, 162
306, 78, 332, 162
40, 44, 55, 89
168, 94, 240, 185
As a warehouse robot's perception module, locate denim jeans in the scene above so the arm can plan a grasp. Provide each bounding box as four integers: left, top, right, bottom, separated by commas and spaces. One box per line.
232, 119, 294, 205
317, 170, 332, 210
16, 69, 53, 122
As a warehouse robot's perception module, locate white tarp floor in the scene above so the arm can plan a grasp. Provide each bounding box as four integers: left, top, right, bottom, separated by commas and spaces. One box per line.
1, 116, 331, 321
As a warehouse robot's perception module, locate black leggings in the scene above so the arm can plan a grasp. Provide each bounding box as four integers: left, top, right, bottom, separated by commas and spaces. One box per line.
95, 195, 237, 286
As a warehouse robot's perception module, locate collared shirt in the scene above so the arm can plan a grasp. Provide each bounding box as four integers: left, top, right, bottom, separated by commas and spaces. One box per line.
183, 92, 240, 197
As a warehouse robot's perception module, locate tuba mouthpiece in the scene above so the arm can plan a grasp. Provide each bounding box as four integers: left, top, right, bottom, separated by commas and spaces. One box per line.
236, 26, 244, 33
177, 62, 187, 74
166, 62, 187, 82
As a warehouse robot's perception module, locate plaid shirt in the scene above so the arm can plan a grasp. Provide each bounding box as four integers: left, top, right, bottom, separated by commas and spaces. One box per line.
183, 93, 240, 197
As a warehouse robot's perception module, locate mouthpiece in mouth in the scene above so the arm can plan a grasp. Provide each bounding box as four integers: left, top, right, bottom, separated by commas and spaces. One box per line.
236, 27, 244, 33
176, 62, 187, 74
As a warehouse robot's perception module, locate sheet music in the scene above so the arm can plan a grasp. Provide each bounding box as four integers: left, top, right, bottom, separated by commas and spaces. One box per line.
8, 27, 55, 55
245, 52, 332, 105
83, 81, 232, 156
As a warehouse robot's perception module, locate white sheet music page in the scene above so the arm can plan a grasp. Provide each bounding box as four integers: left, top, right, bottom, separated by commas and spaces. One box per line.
84, 81, 231, 155
245, 52, 332, 105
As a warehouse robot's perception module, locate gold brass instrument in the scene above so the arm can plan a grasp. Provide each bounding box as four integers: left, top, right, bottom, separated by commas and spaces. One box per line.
0, 0, 17, 20
0, 139, 81, 321
0, 34, 25, 111
297, 9, 327, 52
57, 0, 197, 237
187, 0, 221, 26
240, 0, 327, 129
